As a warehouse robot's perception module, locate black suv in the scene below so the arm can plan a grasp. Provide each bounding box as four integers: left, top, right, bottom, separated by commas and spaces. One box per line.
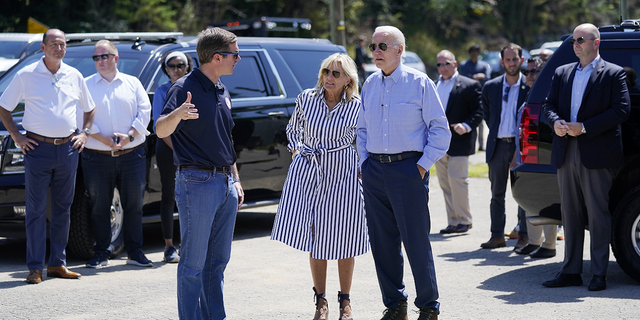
513, 20, 640, 282
0, 32, 346, 259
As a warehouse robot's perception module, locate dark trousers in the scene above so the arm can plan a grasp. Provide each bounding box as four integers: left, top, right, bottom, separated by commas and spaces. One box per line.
156, 138, 177, 240
361, 155, 439, 311
557, 139, 615, 276
24, 141, 78, 271
81, 147, 146, 256
487, 140, 527, 237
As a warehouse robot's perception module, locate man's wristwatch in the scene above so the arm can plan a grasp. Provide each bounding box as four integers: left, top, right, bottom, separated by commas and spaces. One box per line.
128, 133, 135, 142
83, 128, 91, 135
581, 124, 587, 134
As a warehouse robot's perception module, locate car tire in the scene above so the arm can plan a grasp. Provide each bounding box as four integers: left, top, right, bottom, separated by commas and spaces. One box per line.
68, 181, 125, 260
611, 185, 640, 283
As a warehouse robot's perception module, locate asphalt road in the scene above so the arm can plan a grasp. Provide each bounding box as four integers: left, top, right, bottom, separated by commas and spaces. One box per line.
1, 152, 639, 319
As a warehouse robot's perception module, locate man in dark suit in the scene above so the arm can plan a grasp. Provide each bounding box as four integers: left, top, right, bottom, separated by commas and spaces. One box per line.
435, 50, 483, 234
542, 23, 630, 291
480, 43, 530, 249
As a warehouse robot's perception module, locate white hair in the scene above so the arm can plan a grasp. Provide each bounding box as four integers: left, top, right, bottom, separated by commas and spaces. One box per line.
374, 26, 406, 57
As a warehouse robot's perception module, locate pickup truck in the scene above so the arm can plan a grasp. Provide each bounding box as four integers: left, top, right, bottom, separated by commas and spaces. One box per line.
0, 32, 347, 259
513, 20, 640, 282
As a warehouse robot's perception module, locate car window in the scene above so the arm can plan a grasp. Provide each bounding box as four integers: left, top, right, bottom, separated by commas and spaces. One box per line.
601, 48, 640, 93
404, 55, 419, 64
149, 51, 199, 94
278, 50, 336, 90
0, 41, 29, 59
222, 54, 269, 99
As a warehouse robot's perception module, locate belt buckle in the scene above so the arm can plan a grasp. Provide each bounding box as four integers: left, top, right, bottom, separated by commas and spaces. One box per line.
53, 138, 65, 145
110, 150, 119, 157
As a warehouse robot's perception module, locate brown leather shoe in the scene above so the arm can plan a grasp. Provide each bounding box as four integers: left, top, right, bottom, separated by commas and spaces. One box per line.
417, 307, 438, 320
46, 266, 81, 279
480, 237, 506, 249
26, 269, 42, 284
380, 300, 408, 320
514, 235, 529, 250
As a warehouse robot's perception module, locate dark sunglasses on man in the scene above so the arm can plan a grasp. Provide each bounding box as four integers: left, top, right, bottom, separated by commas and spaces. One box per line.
569, 37, 596, 45
92, 54, 115, 61
213, 52, 240, 59
368, 43, 389, 51
321, 68, 342, 79
436, 62, 452, 68
523, 69, 539, 76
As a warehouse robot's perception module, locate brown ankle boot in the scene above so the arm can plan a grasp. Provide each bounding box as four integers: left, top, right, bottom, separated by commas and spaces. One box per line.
313, 287, 328, 320
338, 291, 352, 320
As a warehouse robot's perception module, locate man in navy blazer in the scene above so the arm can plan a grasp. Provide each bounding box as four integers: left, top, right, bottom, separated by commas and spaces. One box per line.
435, 50, 483, 234
542, 23, 630, 291
480, 43, 530, 249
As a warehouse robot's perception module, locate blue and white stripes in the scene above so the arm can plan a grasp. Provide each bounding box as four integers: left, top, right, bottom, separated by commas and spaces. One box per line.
271, 88, 369, 260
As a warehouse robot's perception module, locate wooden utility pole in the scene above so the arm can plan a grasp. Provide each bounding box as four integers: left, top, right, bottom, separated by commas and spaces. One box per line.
330, 0, 346, 47
620, 0, 629, 21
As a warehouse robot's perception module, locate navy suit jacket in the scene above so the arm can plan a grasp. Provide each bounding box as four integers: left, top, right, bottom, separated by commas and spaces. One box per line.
482, 74, 530, 163
438, 75, 483, 156
543, 58, 630, 169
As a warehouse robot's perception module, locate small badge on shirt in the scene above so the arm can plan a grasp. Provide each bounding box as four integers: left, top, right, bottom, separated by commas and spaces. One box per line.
225, 96, 231, 109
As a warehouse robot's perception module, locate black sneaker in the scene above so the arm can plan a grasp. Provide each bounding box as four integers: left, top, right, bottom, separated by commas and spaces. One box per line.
86, 252, 109, 268
126, 251, 153, 267
163, 246, 180, 263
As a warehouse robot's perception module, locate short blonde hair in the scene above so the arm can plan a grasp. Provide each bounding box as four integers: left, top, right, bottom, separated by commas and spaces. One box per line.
314, 53, 360, 101
95, 39, 118, 55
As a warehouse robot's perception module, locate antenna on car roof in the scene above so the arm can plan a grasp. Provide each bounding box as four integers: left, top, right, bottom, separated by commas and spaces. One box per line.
132, 37, 146, 51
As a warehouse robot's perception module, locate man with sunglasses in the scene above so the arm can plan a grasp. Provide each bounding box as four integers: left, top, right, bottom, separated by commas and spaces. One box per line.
434, 50, 482, 235
480, 43, 530, 250
82, 39, 152, 269
156, 27, 243, 319
0, 29, 95, 284
357, 26, 450, 320
542, 23, 630, 291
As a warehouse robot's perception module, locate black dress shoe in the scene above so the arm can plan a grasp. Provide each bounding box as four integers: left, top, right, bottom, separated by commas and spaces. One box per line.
529, 247, 556, 258
439, 225, 457, 234
588, 275, 607, 291
542, 273, 582, 287
452, 224, 472, 233
515, 244, 539, 255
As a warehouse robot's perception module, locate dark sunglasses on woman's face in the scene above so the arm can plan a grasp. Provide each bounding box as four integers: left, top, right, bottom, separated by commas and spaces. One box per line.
167, 63, 187, 70
523, 69, 539, 76
322, 68, 341, 78
368, 43, 389, 51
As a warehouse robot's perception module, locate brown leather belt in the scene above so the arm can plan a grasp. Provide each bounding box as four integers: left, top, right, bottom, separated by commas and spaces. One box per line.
179, 165, 231, 174
26, 132, 73, 145
85, 145, 141, 157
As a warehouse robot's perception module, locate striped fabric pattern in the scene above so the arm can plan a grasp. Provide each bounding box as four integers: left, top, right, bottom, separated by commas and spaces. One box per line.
271, 88, 369, 260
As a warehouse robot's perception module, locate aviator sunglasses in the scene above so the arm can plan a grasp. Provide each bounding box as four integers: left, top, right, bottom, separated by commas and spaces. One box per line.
436, 62, 452, 68
322, 68, 342, 78
569, 37, 596, 45
368, 43, 389, 51
92, 54, 115, 61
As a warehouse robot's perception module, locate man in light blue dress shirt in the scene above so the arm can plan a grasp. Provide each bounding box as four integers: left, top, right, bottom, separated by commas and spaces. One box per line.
356, 26, 450, 320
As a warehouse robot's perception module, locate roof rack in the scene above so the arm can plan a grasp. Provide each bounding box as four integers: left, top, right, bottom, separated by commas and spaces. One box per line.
600, 19, 640, 32
65, 32, 183, 44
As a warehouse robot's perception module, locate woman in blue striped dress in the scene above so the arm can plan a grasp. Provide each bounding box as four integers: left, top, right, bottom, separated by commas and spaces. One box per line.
271, 53, 368, 320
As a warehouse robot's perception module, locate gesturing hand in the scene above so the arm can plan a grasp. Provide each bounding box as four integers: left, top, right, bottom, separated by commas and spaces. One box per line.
177, 91, 199, 120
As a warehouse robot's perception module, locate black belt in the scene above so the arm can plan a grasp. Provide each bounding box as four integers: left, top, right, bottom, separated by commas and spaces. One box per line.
179, 165, 231, 174
85, 145, 141, 157
26, 132, 73, 145
369, 151, 423, 164
497, 137, 515, 143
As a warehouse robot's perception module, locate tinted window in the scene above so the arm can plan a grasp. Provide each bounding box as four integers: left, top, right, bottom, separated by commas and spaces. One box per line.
279, 50, 336, 90
63, 56, 144, 78
221, 54, 269, 99
0, 41, 29, 59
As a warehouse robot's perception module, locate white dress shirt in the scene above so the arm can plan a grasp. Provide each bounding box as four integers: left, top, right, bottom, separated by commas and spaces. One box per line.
497, 73, 525, 138
0, 57, 95, 137
84, 71, 151, 150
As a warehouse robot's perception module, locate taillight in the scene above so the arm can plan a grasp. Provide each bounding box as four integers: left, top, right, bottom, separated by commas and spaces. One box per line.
520, 102, 540, 164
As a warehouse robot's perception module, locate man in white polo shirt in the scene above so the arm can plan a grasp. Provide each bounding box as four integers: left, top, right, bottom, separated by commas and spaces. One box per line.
0, 29, 95, 284
82, 39, 152, 269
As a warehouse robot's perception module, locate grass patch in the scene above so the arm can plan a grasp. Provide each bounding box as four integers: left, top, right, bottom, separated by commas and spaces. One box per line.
429, 162, 488, 178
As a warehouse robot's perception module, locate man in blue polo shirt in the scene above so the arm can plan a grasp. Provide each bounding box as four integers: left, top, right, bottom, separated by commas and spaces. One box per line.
156, 27, 244, 320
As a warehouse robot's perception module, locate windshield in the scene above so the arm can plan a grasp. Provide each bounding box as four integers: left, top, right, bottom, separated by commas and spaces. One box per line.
0, 41, 29, 59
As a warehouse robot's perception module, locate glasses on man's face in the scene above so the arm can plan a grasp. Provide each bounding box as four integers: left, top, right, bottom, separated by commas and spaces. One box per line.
569, 37, 596, 45
436, 62, 452, 68
523, 69, 539, 76
92, 54, 115, 62
214, 52, 240, 59
368, 43, 389, 52
167, 63, 187, 71
503, 86, 510, 102
321, 68, 341, 79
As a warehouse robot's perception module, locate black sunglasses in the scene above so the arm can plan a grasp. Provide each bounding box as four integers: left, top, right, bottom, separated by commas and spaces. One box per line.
92, 54, 115, 61
167, 63, 187, 70
214, 52, 240, 59
523, 69, 539, 76
321, 68, 341, 79
368, 43, 389, 51
436, 62, 452, 68
569, 37, 596, 45
503, 86, 510, 102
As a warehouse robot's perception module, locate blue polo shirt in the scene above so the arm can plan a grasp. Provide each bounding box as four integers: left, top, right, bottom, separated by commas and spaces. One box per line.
161, 68, 236, 167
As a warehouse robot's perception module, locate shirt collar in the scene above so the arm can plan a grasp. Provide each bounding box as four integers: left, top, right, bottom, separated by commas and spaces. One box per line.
438, 71, 459, 84
96, 70, 122, 84
36, 57, 69, 76
192, 68, 219, 91
382, 62, 405, 84
577, 55, 600, 71
503, 73, 525, 89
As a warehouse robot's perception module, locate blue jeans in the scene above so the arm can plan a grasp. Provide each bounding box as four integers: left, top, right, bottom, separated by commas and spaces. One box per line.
24, 141, 78, 271
361, 155, 440, 312
81, 147, 146, 256
175, 168, 238, 320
